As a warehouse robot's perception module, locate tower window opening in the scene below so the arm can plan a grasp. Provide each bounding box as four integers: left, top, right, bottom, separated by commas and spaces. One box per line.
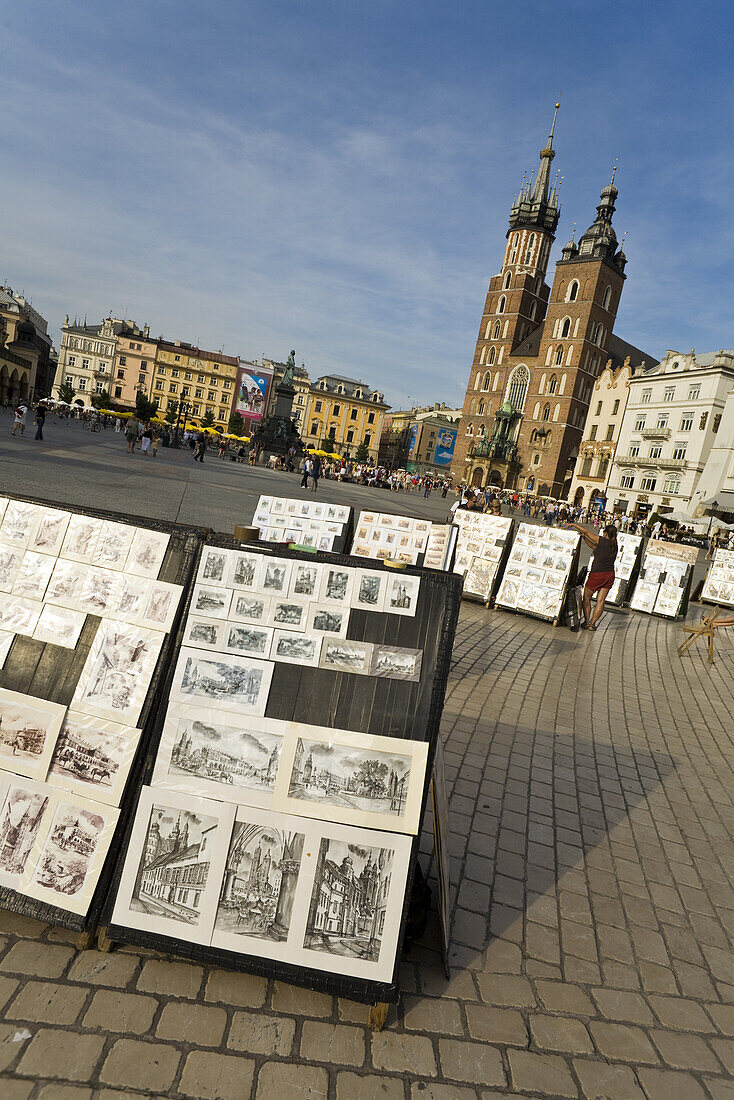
498, 296, 506, 314
488, 346, 496, 365
504, 272, 512, 289
561, 317, 571, 338
554, 346, 564, 365
568, 280, 579, 302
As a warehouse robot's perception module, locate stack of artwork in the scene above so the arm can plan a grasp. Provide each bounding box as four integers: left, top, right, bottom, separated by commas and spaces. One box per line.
350, 512, 434, 565
0, 497, 184, 919
174, 547, 424, 699
606, 532, 643, 605
422, 524, 458, 571
701, 548, 734, 608
495, 523, 580, 620
630, 550, 691, 618
452, 513, 513, 601
252, 496, 351, 552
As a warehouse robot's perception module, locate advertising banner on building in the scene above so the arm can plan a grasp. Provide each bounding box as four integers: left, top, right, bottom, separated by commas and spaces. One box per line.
235, 363, 273, 430
434, 427, 457, 466
408, 423, 420, 455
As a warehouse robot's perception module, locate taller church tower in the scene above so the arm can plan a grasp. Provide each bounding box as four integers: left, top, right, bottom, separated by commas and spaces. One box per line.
451, 112, 631, 497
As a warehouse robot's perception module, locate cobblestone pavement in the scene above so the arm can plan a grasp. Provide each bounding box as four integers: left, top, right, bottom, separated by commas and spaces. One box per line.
2, 592, 733, 1098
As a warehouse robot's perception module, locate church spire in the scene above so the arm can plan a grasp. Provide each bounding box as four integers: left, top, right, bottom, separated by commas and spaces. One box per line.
509, 104, 562, 234
531, 101, 560, 204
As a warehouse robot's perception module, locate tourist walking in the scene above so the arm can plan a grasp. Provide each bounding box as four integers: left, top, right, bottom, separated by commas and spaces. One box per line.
140, 422, 153, 455
34, 403, 46, 441
194, 432, 206, 462
11, 402, 28, 436
311, 456, 321, 492
301, 457, 312, 488
125, 418, 139, 453
567, 521, 618, 631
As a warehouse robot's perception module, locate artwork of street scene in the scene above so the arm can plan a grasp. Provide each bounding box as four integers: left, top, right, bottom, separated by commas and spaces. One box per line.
74, 622, 161, 720
48, 714, 133, 792
178, 652, 268, 709
288, 739, 411, 815
201, 550, 227, 583
303, 836, 393, 961
130, 804, 218, 924
215, 822, 305, 941
0, 695, 57, 768
0, 784, 50, 876
169, 716, 282, 793
32, 803, 104, 897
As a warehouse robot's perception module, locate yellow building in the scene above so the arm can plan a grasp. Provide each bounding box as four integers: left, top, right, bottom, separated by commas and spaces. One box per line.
302, 374, 388, 463
150, 341, 239, 428
112, 323, 157, 408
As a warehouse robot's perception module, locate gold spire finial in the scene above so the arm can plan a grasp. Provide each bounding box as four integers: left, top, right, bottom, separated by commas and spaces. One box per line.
549, 98, 561, 142
611, 163, 618, 185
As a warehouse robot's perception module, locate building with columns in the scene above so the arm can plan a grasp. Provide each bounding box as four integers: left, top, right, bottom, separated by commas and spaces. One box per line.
451, 107, 653, 497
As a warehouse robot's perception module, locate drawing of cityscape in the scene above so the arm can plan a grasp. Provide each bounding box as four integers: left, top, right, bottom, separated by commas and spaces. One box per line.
289, 739, 410, 816
33, 804, 104, 896
49, 719, 124, 790
179, 654, 265, 707
131, 805, 217, 924
0, 785, 50, 875
304, 837, 394, 961
0, 700, 53, 763
170, 717, 281, 792
215, 823, 305, 940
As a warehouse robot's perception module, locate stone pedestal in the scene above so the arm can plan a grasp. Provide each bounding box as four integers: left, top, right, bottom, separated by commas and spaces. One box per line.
251, 382, 304, 458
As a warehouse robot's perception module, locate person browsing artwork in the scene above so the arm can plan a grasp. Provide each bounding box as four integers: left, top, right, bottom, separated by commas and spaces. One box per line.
566, 521, 618, 631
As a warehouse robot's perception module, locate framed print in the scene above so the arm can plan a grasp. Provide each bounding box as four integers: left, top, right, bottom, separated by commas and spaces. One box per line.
61, 514, 103, 562
289, 562, 322, 599
320, 638, 373, 675
385, 574, 421, 617
191, 584, 233, 620
11, 550, 56, 600
261, 559, 292, 595
306, 604, 349, 637
45, 559, 89, 609
93, 521, 136, 570
140, 581, 183, 634
0, 777, 57, 888
0, 541, 25, 591
268, 597, 309, 632
319, 566, 354, 605
211, 805, 308, 961
352, 569, 387, 612
169, 648, 274, 716
370, 645, 422, 682
33, 604, 87, 649
272, 725, 428, 835
2, 501, 41, 547
223, 623, 273, 660
0, 596, 43, 635
227, 551, 264, 591
72, 619, 164, 726
182, 616, 227, 652
230, 593, 271, 625
29, 508, 71, 556
77, 567, 122, 617
152, 706, 284, 808
47, 711, 142, 807
197, 547, 232, 588
271, 631, 322, 666
111, 786, 235, 942
0, 688, 66, 780
125, 529, 170, 579
24, 796, 120, 916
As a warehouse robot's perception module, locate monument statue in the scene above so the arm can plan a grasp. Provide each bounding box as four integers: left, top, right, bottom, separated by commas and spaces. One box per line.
281, 350, 297, 389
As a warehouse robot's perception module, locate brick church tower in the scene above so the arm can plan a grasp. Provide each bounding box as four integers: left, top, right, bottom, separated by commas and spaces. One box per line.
451, 110, 646, 498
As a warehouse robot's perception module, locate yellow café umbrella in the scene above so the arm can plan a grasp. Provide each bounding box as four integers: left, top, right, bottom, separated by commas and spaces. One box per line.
327, 452, 343, 461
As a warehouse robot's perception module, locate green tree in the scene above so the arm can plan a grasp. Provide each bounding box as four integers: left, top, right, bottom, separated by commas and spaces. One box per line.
134, 392, 159, 422
91, 388, 112, 409
57, 381, 75, 404
228, 410, 245, 436
165, 400, 179, 425
355, 440, 370, 462
201, 409, 215, 428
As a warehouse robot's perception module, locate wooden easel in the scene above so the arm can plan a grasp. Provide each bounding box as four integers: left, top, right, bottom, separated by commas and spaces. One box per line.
678, 607, 723, 665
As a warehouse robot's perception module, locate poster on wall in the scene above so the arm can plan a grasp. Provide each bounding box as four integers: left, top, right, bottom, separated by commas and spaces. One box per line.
433, 428, 457, 467
235, 363, 273, 432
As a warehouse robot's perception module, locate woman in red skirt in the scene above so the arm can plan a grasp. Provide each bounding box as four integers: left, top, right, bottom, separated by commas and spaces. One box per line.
568, 522, 618, 631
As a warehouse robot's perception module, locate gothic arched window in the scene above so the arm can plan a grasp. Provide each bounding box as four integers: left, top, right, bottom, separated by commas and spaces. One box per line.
482, 371, 491, 391
493, 321, 501, 339
548, 374, 558, 395
561, 317, 571, 338
542, 403, 551, 421
602, 285, 612, 310
478, 400, 485, 415
505, 365, 530, 412
469, 398, 475, 414
498, 296, 506, 314
504, 271, 512, 289
529, 301, 537, 321
567, 280, 579, 302
555, 346, 564, 365
488, 346, 496, 365
479, 346, 487, 365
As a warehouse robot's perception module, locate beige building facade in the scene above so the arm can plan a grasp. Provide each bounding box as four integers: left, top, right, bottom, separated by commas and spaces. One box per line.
567, 357, 637, 509
149, 341, 239, 428
54, 317, 120, 407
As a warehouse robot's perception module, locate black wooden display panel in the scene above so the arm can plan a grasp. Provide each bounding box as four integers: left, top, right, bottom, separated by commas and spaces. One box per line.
103, 536, 462, 1004
0, 493, 206, 932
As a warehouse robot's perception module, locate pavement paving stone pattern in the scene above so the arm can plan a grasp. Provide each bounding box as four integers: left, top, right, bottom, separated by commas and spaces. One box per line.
0, 418, 733, 1097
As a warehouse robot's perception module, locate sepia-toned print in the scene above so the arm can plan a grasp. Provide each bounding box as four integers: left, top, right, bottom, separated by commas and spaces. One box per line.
93, 521, 136, 570
0, 540, 25, 591
31, 802, 106, 898
170, 648, 273, 716
33, 604, 87, 649
0, 595, 43, 636
125, 528, 170, 579
2, 501, 41, 547
370, 646, 422, 682
320, 639, 372, 675
11, 550, 55, 601
77, 567, 122, 616
191, 584, 232, 620
29, 508, 71, 556
0, 782, 52, 879
140, 581, 182, 633
129, 804, 219, 925
48, 711, 141, 806
215, 822, 305, 942
61, 514, 103, 562
0, 689, 66, 780
45, 559, 89, 609
272, 631, 321, 665
72, 619, 164, 726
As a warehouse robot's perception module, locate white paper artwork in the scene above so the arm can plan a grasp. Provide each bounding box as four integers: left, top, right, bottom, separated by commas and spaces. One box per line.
261, 560, 292, 595
29, 508, 72, 557
152, 706, 284, 807
352, 570, 387, 612
11, 551, 55, 601
111, 787, 234, 942
32, 604, 87, 649
226, 551, 263, 590
1, 501, 41, 547
0, 541, 25, 591
45, 559, 89, 609
230, 593, 271, 625
72, 619, 164, 726
319, 567, 354, 606
0, 596, 43, 635
47, 711, 142, 806
140, 581, 183, 634
0, 778, 55, 887
61, 514, 103, 562
385, 574, 421, 616
125, 529, 170, 579
169, 648, 273, 716
306, 605, 349, 637
0, 631, 14, 668
223, 624, 273, 659
182, 616, 227, 652
77, 567, 122, 617
268, 598, 309, 632
320, 638, 373, 675
0, 689, 66, 780
273, 726, 428, 834
271, 631, 322, 666
93, 521, 136, 570
197, 548, 232, 588
25, 796, 120, 916
370, 646, 422, 682
190, 584, 233, 620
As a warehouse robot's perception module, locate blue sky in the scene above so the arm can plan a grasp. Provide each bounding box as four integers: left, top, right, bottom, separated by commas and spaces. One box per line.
2, 1, 732, 408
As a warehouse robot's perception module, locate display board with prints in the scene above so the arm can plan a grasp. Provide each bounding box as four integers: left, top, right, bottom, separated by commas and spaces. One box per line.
105, 538, 462, 1004
495, 522, 580, 622
606, 532, 644, 606
629, 539, 697, 618
350, 511, 454, 568
701, 547, 734, 608
0, 494, 198, 930
453, 511, 513, 602
252, 495, 351, 552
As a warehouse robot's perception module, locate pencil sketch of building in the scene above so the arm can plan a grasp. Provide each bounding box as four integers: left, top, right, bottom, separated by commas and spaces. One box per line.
371, 647, 421, 681
0, 785, 49, 876
0, 711, 47, 762
233, 555, 257, 586
321, 641, 371, 673
179, 654, 265, 708
324, 570, 349, 601
202, 551, 227, 583
189, 621, 218, 646
215, 823, 305, 940
50, 723, 120, 789
274, 634, 318, 662
131, 806, 217, 924
357, 575, 382, 606
226, 626, 269, 656
290, 739, 410, 815
304, 837, 393, 961
388, 581, 413, 610
312, 610, 345, 634
194, 589, 229, 615
170, 717, 281, 791
33, 805, 104, 897
263, 563, 287, 592
293, 566, 319, 596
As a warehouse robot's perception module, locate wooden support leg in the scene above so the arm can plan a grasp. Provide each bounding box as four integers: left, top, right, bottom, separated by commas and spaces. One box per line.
75, 928, 95, 950
368, 1002, 390, 1031
97, 925, 114, 954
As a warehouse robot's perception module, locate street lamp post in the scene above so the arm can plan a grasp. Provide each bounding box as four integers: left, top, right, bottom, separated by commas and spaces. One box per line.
172, 400, 191, 448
